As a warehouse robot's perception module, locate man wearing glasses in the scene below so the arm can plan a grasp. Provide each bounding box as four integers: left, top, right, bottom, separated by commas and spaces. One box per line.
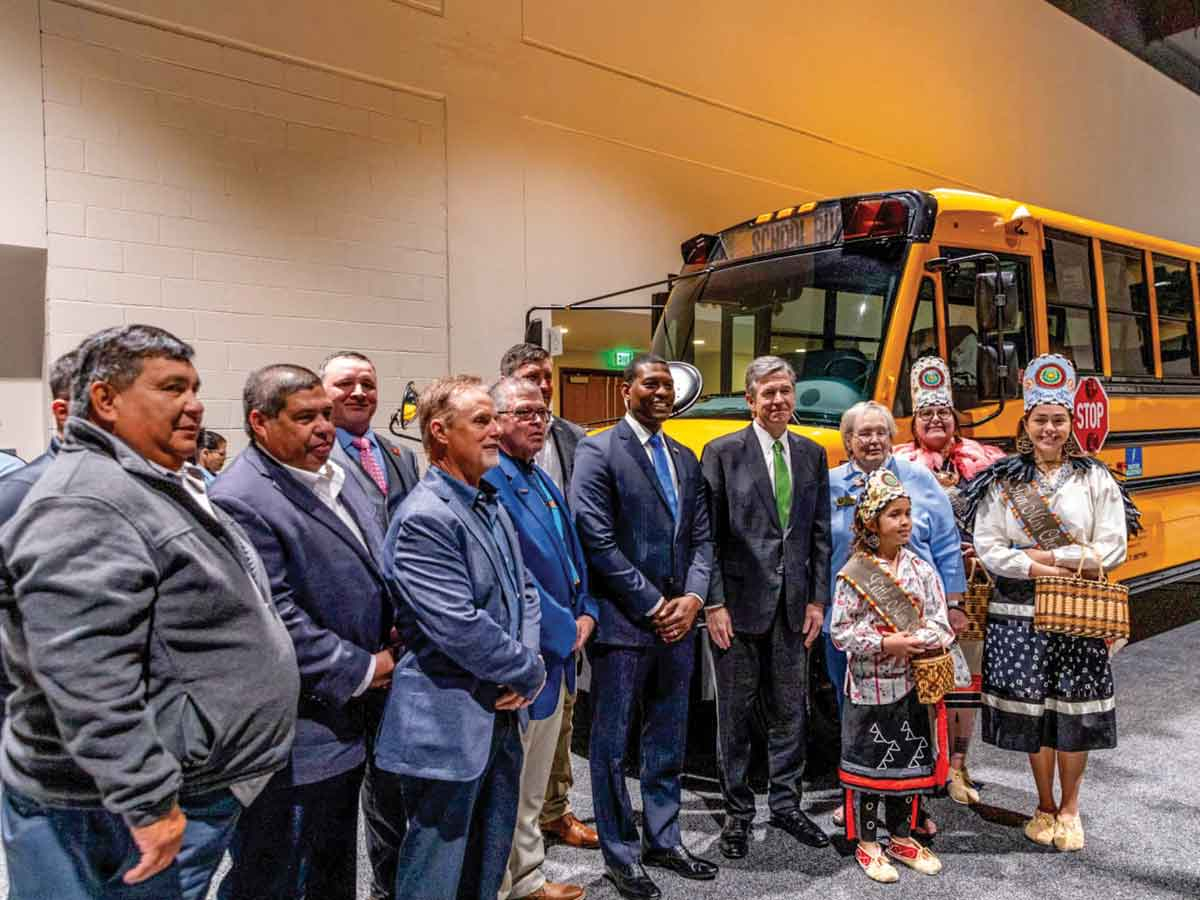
483, 377, 595, 900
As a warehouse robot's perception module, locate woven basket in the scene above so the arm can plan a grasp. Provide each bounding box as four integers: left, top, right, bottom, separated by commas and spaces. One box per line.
1034, 555, 1129, 641
960, 559, 991, 643
911, 649, 956, 704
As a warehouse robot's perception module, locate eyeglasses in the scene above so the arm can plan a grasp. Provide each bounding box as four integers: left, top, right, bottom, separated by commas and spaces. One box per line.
852, 428, 889, 441
496, 408, 550, 424
915, 407, 955, 422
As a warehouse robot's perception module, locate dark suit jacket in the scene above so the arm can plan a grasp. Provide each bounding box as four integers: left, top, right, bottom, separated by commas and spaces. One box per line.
569, 419, 713, 647
483, 452, 598, 719
330, 428, 420, 534
702, 425, 832, 634
376, 468, 544, 782
547, 416, 585, 488
210, 444, 391, 786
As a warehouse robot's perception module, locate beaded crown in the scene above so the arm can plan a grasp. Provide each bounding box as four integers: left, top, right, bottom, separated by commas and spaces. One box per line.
856, 467, 909, 525
1023, 353, 1076, 413
910, 356, 954, 410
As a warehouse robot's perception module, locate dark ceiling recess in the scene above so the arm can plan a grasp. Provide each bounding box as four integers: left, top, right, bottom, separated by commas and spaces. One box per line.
1050, 0, 1200, 94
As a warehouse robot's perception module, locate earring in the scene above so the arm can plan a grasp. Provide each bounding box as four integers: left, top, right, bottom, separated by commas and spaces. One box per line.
865, 532, 880, 551
1015, 430, 1034, 456
1065, 431, 1086, 458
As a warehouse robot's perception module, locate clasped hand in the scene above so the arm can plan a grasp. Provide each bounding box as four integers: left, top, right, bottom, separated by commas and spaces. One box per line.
654, 595, 701, 644
881, 631, 927, 659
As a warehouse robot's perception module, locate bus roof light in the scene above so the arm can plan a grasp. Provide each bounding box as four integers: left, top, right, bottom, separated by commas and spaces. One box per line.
680, 233, 718, 265
843, 198, 908, 240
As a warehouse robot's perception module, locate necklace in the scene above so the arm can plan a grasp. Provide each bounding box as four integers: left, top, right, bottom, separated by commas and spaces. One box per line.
1034, 459, 1071, 495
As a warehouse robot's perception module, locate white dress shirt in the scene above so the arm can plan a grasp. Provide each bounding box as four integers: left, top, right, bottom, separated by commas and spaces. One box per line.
622, 412, 699, 617
751, 419, 792, 496
535, 420, 565, 492
267, 452, 376, 697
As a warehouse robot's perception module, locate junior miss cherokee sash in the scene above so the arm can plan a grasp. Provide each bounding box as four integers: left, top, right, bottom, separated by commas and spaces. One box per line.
838, 552, 923, 632
1000, 479, 1073, 551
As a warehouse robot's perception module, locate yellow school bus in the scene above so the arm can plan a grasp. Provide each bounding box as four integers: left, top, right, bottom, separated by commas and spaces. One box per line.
651, 188, 1200, 592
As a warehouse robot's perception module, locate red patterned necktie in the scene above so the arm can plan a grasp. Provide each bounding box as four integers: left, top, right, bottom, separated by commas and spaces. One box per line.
350, 436, 388, 495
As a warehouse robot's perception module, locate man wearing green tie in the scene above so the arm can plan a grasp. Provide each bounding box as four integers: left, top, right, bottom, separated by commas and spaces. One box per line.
700, 356, 833, 860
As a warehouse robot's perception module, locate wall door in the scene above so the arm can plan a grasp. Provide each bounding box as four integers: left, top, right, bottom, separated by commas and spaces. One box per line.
560, 369, 625, 427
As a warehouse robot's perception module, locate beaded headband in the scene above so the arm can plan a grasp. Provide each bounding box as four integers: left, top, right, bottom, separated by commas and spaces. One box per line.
910, 356, 953, 411
1023, 353, 1076, 413
856, 468, 909, 525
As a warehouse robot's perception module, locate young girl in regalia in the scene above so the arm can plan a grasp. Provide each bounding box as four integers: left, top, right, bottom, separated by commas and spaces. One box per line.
831, 468, 955, 883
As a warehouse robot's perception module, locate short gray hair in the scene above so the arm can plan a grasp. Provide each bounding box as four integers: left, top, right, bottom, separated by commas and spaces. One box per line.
71, 324, 194, 417
318, 350, 374, 379
839, 400, 897, 452
489, 376, 541, 411
744, 355, 796, 395
242, 364, 323, 440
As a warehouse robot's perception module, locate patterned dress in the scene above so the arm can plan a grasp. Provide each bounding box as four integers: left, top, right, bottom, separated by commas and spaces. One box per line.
972, 460, 1129, 752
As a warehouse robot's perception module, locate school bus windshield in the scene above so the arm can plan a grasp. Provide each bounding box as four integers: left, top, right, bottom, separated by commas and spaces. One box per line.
652, 241, 908, 425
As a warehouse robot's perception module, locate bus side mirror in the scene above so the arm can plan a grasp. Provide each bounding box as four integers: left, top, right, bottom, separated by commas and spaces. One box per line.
977, 341, 1019, 400
669, 362, 703, 416
975, 270, 1020, 332
389, 380, 420, 438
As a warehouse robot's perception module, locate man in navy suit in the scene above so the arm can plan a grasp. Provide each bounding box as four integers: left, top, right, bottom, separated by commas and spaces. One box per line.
211, 365, 397, 900
570, 353, 717, 900
377, 375, 545, 900
484, 378, 596, 900
701, 356, 832, 860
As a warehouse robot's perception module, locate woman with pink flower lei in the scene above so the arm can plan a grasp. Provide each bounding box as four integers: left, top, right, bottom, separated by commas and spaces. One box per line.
893, 357, 1003, 806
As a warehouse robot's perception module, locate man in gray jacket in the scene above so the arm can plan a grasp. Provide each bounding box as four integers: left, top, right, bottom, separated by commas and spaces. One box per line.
0, 324, 299, 900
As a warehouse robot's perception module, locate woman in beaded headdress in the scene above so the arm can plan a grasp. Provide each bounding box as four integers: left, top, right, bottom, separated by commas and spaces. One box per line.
894, 357, 1005, 806
965, 353, 1140, 853
831, 468, 955, 883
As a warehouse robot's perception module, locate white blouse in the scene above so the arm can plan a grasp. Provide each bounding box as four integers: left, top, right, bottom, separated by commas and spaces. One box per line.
831, 548, 955, 706
973, 464, 1128, 580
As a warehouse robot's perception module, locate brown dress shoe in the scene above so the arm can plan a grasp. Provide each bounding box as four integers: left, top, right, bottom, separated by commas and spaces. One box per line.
513, 882, 586, 900
541, 812, 600, 849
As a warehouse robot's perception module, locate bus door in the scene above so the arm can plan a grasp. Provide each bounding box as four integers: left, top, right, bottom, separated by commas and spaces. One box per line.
934, 248, 1035, 441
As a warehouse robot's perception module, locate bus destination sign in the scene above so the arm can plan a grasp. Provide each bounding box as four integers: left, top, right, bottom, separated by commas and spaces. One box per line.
719, 202, 843, 262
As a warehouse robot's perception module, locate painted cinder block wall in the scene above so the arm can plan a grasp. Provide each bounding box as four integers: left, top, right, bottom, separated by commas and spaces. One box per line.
1, 0, 1198, 458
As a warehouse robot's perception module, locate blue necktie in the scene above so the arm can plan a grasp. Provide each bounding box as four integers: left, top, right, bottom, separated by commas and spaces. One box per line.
647, 433, 678, 519
531, 469, 580, 587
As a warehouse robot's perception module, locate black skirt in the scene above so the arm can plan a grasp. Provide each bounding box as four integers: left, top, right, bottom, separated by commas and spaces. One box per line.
839, 688, 940, 796
981, 577, 1117, 753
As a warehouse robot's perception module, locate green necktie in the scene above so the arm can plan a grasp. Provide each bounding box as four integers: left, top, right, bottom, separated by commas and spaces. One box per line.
773, 439, 791, 530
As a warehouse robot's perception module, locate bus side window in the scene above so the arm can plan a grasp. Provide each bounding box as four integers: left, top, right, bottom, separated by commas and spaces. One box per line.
1151, 254, 1198, 377
893, 277, 937, 418
939, 249, 1034, 410
1043, 229, 1100, 373
1102, 242, 1154, 376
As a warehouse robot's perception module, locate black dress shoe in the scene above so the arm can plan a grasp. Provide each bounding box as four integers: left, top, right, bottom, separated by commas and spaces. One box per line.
641, 844, 719, 880
718, 817, 750, 859
605, 862, 661, 900
769, 810, 831, 848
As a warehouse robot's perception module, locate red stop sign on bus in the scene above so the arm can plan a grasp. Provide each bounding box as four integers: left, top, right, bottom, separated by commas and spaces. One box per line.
1073, 376, 1109, 454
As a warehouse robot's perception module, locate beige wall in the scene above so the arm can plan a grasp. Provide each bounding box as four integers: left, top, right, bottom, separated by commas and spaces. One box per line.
2, 0, 1200, 458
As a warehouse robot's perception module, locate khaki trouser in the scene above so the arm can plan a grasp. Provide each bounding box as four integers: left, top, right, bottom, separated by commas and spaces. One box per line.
500, 681, 567, 899
539, 683, 577, 825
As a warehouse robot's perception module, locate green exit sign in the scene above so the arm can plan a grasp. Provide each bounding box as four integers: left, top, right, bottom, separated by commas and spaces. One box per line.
613, 349, 634, 367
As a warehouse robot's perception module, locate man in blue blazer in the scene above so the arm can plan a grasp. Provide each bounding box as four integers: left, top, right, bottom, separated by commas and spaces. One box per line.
211, 365, 398, 900
377, 375, 546, 900
483, 378, 597, 900
570, 354, 717, 900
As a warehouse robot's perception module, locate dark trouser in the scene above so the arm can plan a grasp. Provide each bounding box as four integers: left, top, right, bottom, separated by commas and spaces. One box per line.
849, 792, 917, 843
823, 630, 848, 714
394, 711, 523, 900
714, 605, 808, 821
363, 692, 407, 900
2, 786, 239, 900
589, 636, 694, 868
218, 765, 362, 900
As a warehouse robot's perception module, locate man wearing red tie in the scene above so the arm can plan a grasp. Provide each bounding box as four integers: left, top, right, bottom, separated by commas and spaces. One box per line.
321, 350, 419, 900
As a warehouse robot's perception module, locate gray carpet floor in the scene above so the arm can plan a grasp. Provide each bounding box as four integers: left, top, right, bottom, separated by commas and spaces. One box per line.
3, 618, 1196, 899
